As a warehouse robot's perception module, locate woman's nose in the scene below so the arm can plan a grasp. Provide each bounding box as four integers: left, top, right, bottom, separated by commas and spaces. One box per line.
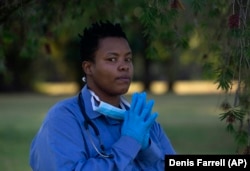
118, 61, 129, 71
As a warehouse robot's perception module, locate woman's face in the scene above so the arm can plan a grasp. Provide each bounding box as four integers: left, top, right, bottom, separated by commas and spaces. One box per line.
83, 37, 133, 101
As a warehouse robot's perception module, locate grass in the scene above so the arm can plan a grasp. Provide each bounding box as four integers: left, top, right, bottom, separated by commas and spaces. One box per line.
0, 92, 236, 171
149, 93, 236, 154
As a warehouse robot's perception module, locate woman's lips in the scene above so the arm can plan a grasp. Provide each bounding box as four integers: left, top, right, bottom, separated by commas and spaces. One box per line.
116, 76, 131, 83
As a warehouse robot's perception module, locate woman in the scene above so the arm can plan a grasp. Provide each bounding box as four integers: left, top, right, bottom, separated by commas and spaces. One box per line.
29, 20, 176, 171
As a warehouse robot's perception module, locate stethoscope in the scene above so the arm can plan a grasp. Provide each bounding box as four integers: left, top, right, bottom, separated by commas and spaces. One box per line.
78, 92, 114, 158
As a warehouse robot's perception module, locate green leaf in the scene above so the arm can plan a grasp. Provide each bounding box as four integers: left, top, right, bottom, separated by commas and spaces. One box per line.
235, 131, 248, 146
226, 123, 234, 133
191, 0, 206, 14
215, 66, 233, 91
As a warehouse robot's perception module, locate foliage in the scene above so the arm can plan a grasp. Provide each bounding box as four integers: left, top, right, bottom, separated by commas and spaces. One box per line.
141, 0, 250, 154
0, 0, 250, 153
154, 0, 250, 154
215, 0, 250, 154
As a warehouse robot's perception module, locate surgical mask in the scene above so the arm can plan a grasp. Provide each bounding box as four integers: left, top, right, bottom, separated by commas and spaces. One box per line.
89, 90, 130, 120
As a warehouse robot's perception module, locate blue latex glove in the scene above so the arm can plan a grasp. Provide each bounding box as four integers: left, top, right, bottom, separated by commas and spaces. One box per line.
141, 132, 150, 150
121, 92, 158, 149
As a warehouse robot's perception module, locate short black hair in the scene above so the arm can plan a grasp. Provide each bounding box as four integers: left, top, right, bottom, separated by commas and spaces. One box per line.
78, 20, 128, 63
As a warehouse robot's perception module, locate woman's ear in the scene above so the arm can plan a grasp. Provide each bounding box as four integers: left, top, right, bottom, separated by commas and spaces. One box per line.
82, 61, 92, 75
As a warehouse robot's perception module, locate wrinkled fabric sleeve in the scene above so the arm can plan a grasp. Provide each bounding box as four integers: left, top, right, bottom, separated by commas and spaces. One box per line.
136, 122, 176, 170
30, 101, 142, 171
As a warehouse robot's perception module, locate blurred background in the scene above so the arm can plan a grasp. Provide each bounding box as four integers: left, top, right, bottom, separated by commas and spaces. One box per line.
1, 0, 250, 170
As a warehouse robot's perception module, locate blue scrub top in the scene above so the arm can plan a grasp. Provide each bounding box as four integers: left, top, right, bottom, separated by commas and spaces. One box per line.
29, 85, 176, 171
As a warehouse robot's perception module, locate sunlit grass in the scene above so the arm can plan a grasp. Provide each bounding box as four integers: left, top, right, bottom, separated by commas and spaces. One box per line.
33, 80, 237, 95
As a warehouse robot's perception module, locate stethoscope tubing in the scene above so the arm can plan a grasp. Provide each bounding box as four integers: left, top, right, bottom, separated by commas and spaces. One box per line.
78, 92, 114, 158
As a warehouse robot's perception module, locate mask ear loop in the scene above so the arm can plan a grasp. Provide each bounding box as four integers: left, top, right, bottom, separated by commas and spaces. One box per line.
78, 93, 114, 158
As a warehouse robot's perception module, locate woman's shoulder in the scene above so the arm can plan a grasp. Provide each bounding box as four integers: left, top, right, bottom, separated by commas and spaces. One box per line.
46, 95, 79, 118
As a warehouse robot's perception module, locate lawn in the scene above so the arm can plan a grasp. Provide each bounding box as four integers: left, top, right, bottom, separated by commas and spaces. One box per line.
0, 92, 236, 171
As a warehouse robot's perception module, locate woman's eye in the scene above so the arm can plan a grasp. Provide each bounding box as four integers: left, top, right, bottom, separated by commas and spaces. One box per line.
107, 57, 116, 62
126, 57, 132, 62
108, 57, 116, 62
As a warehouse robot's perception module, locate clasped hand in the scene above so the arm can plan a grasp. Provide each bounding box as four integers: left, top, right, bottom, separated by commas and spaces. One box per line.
121, 92, 158, 150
